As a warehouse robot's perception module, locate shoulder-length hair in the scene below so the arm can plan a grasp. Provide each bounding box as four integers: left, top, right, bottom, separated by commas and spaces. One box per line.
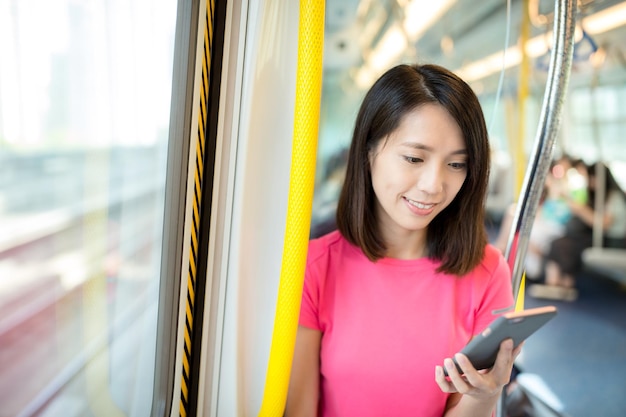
335, 63, 490, 276
587, 162, 626, 207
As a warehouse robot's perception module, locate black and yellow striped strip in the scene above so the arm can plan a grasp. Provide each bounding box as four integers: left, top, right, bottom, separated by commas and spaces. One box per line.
180, 1, 216, 416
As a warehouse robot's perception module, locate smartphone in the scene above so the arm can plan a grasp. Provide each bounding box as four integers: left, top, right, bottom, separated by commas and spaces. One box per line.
445, 306, 557, 375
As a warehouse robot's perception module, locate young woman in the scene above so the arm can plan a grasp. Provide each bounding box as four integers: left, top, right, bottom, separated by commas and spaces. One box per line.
286, 64, 519, 417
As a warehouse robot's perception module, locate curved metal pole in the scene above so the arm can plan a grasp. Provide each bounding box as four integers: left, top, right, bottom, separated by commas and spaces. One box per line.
504, 0, 576, 303
497, 1, 574, 415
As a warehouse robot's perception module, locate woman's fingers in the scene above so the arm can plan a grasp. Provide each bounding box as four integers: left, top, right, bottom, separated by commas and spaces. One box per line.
437, 338, 520, 398
492, 339, 515, 374
483, 338, 519, 386
435, 362, 460, 393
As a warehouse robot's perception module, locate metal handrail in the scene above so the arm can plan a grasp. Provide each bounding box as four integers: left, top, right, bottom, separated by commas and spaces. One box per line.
498, 0, 576, 416
504, 0, 576, 304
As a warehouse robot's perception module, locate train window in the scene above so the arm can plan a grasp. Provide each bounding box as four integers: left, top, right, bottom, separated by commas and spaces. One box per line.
568, 84, 626, 171
0, 1, 177, 416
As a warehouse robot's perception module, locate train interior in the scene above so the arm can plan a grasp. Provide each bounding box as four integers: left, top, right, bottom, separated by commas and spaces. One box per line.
316, 2, 626, 414
0, 0, 625, 416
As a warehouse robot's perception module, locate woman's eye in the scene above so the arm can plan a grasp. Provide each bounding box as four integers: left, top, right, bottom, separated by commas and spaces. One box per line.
449, 162, 467, 170
404, 156, 422, 164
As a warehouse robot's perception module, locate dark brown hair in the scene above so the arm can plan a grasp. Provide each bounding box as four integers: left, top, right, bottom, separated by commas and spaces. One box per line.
335, 64, 490, 276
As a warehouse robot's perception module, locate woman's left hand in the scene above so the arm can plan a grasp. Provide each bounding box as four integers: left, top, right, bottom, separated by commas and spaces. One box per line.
435, 339, 523, 399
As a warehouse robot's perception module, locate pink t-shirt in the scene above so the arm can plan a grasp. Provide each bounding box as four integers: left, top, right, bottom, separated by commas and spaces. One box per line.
299, 231, 514, 417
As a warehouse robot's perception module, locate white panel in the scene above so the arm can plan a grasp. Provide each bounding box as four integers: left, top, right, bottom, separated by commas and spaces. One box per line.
217, 0, 300, 415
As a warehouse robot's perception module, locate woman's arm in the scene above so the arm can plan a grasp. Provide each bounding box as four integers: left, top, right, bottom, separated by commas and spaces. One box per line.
569, 200, 615, 230
438, 339, 522, 417
285, 326, 322, 417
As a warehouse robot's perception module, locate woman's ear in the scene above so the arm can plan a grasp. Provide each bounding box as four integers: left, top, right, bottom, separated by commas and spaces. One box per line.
368, 137, 385, 167
367, 147, 376, 168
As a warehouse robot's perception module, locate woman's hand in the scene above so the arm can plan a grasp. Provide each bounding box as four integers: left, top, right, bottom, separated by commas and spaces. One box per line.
435, 339, 523, 416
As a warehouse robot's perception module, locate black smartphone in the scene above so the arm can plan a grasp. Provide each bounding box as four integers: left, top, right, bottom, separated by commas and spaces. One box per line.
445, 306, 558, 375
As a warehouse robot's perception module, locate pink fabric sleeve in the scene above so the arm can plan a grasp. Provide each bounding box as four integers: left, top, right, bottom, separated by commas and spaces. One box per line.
473, 247, 515, 335
299, 270, 321, 330
298, 242, 324, 331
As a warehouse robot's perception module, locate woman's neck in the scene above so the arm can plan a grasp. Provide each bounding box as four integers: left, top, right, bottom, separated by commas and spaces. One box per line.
381, 229, 428, 260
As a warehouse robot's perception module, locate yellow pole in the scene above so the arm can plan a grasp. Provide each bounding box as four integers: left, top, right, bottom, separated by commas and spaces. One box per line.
257, 0, 324, 415
516, 0, 531, 196
509, 0, 532, 311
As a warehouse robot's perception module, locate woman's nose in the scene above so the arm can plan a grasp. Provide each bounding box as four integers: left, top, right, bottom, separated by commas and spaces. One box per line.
417, 164, 444, 195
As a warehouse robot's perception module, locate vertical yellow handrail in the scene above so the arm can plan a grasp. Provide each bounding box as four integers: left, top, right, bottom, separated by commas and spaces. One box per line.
515, 0, 531, 197
257, 0, 325, 415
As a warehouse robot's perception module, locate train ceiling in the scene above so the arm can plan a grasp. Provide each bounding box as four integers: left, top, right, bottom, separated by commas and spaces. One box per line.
323, 0, 626, 93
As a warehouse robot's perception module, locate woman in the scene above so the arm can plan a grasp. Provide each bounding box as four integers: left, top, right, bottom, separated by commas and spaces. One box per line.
286, 64, 519, 417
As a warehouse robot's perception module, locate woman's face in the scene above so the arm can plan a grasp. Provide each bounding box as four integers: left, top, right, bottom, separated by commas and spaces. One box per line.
369, 104, 468, 243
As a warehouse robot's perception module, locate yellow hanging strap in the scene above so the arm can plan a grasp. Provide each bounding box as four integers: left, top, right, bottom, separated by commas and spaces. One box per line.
257, 0, 324, 415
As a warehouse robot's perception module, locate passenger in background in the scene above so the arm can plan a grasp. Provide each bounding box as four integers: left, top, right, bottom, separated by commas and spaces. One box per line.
530, 162, 626, 301
286, 64, 519, 417
493, 155, 577, 280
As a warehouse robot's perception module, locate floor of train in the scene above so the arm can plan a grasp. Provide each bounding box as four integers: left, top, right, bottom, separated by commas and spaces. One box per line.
516, 270, 626, 417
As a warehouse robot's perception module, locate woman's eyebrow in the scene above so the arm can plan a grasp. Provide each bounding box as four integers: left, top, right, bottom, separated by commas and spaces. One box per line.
399, 141, 468, 155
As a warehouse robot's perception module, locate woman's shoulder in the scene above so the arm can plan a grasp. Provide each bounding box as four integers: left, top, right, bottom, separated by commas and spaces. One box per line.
305, 231, 361, 291
474, 244, 510, 277
307, 230, 351, 263
464, 244, 513, 307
